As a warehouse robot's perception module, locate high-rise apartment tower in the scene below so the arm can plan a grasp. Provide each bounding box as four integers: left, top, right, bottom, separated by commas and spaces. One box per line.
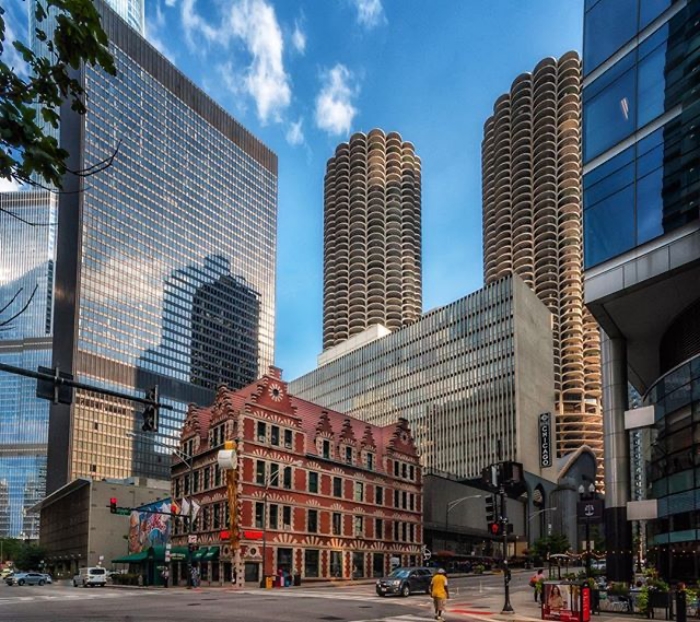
481, 52, 604, 477
322, 129, 422, 351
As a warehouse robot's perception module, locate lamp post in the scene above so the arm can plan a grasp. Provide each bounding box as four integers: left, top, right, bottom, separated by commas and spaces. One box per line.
260, 460, 302, 588
578, 482, 596, 577
444, 495, 482, 552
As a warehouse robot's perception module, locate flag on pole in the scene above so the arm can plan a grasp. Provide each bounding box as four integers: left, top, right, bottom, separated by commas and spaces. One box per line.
170, 500, 180, 515
180, 498, 191, 518
191, 500, 201, 522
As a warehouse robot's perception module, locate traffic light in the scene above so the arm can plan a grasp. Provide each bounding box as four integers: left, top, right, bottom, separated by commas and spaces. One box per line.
485, 495, 496, 524
109, 497, 117, 514
490, 521, 502, 536
141, 385, 159, 432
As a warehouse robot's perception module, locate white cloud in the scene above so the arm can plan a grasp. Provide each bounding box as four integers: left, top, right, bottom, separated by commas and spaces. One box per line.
351, 0, 385, 29
291, 19, 306, 54
164, 0, 177, 6
0, 178, 21, 193
227, 0, 291, 124
181, 0, 291, 125
147, 1, 176, 62
286, 118, 304, 146
315, 64, 359, 136
180, 0, 224, 49
3, 4, 29, 77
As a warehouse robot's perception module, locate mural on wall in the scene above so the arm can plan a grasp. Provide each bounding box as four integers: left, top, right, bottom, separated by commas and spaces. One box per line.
128, 499, 172, 554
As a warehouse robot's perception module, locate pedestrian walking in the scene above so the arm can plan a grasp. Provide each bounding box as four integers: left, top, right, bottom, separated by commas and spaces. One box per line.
430, 568, 449, 621
530, 568, 544, 602
161, 568, 170, 588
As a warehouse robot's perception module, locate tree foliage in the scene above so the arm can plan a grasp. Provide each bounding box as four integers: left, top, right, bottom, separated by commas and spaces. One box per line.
532, 533, 572, 560
0, 0, 115, 189
13, 542, 47, 571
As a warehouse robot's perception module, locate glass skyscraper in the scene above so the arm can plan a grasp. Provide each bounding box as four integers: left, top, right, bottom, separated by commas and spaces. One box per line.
0, 0, 277, 536
582, 0, 700, 581
0, 191, 57, 538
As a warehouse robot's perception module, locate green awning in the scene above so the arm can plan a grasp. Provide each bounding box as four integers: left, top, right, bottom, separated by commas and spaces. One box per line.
112, 551, 148, 564
202, 546, 220, 561
191, 547, 207, 561
149, 545, 189, 562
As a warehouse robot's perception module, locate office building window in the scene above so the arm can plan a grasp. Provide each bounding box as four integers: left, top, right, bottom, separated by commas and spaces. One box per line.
375, 518, 383, 540
354, 481, 364, 502
375, 486, 383, 505
332, 512, 342, 536
305, 549, 319, 578
270, 463, 279, 487
583, 0, 637, 76
269, 504, 279, 530
354, 516, 363, 537
308, 509, 318, 533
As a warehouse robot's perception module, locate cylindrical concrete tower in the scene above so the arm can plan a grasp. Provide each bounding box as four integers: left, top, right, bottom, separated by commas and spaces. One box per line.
481, 52, 604, 479
323, 129, 422, 350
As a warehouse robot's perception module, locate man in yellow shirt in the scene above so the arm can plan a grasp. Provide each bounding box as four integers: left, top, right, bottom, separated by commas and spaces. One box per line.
430, 568, 449, 621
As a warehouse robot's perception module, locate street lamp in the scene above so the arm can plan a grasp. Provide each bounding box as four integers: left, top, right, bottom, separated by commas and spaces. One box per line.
578, 482, 597, 577
444, 495, 482, 551
261, 460, 302, 588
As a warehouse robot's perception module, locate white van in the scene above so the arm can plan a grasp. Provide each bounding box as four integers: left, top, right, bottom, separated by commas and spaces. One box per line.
73, 567, 107, 587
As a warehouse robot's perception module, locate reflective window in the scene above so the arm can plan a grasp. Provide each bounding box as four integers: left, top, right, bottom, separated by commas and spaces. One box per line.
636, 169, 664, 244
637, 41, 667, 127
584, 185, 636, 266
583, 65, 636, 162
640, 0, 672, 29
583, 0, 638, 75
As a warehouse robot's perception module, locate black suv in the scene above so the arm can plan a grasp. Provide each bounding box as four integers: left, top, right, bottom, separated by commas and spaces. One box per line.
375, 567, 433, 597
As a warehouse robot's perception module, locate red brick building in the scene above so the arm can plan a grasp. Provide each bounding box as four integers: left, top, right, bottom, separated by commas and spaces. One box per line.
171, 368, 423, 585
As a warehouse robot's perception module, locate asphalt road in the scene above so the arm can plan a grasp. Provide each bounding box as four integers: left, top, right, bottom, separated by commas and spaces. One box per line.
0, 571, 532, 622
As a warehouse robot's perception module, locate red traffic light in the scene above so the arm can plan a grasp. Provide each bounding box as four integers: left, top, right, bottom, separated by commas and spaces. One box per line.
490, 522, 501, 535
109, 497, 118, 514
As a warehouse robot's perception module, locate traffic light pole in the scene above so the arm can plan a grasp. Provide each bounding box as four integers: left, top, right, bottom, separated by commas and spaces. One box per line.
500, 486, 514, 614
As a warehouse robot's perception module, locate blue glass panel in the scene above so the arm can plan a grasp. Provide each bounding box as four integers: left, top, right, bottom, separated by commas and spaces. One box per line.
583, 0, 638, 76
584, 162, 635, 209
583, 68, 637, 162
584, 146, 635, 190
636, 169, 664, 244
637, 128, 664, 155
637, 42, 668, 127
584, 184, 636, 266
640, 0, 672, 29
637, 144, 663, 177
584, 49, 636, 101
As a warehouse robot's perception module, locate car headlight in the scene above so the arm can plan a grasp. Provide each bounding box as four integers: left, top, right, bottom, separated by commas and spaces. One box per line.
391, 579, 401, 586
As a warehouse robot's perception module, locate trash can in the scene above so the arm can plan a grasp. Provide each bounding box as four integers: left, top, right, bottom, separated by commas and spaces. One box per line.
293, 574, 301, 587
264, 576, 273, 589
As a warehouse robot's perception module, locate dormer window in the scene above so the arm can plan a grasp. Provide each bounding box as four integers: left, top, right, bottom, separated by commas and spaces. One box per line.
345, 446, 353, 464
322, 439, 331, 459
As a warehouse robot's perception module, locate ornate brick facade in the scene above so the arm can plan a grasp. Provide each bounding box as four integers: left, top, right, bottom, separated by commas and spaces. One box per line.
171, 367, 423, 584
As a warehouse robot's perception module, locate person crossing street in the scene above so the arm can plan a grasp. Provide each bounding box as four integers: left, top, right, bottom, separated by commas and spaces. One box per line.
430, 568, 450, 621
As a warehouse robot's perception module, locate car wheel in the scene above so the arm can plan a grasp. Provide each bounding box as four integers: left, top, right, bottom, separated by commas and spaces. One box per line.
18, 580, 25, 586
73, 580, 78, 587
38, 580, 45, 586
401, 583, 410, 597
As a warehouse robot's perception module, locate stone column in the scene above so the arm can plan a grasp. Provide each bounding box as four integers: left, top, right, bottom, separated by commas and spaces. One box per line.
601, 332, 633, 582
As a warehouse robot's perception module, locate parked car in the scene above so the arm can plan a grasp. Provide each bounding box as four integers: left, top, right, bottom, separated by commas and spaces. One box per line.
376, 567, 433, 597
73, 567, 107, 587
4, 572, 14, 586
41, 573, 53, 584
10, 572, 48, 586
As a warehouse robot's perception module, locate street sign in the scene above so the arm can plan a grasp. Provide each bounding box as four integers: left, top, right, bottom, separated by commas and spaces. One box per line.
188, 534, 197, 544
577, 499, 603, 522
422, 546, 431, 561
538, 412, 552, 468
115, 508, 131, 516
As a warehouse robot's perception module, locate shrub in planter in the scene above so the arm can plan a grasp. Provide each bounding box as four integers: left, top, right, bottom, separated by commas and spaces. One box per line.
474, 564, 485, 575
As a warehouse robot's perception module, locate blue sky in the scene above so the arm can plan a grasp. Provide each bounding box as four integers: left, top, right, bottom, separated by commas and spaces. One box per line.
6, 0, 584, 380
